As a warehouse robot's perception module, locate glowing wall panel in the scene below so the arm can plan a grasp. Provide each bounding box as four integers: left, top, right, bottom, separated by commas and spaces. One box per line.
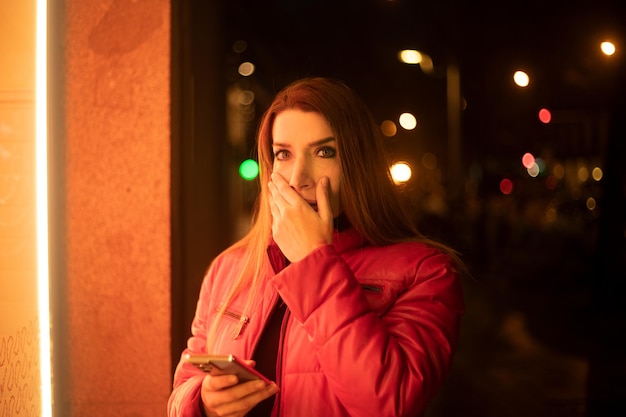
0, 1, 40, 416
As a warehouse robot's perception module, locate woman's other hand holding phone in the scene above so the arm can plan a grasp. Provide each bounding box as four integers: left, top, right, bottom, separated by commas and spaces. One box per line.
200, 361, 278, 417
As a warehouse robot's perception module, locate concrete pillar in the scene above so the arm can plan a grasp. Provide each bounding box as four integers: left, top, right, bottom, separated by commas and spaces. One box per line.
52, 0, 172, 415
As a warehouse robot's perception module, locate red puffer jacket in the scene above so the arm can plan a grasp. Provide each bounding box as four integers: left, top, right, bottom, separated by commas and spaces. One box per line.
168, 226, 465, 417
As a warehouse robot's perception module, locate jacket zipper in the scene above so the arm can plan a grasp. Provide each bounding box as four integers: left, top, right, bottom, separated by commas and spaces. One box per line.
219, 308, 250, 339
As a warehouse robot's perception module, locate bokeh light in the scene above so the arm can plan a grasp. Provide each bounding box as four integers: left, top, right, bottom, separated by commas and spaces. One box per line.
522, 152, 535, 169
238, 62, 255, 76
553, 163, 565, 179
538, 108, 552, 123
239, 159, 259, 180
546, 205, 557, 222
398, 49, 434, 73
381, 120, 397, 137
399, 113, 417, 130
527, 163, 540, 177
586, 197, 597, 210
513, 70, 530, 87
238, 89, 255, 105
390, 161, 412, 183
592, 167, 603, 181
398, 49, 423, 64
499, 178, 514, 195
600, 41, 616, 56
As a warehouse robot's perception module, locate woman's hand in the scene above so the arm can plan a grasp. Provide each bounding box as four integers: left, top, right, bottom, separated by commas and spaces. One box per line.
268, 173, 334, 262
200, 371, 278, 417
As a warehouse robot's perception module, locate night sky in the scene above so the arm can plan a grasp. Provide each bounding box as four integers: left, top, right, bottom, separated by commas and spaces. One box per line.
220, 0, 625, 169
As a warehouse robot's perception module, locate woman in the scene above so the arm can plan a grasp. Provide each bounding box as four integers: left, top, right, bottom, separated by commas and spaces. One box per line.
168, 77, 465, 417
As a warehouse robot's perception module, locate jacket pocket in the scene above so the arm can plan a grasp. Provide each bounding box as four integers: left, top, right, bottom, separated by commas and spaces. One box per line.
359, 282, 392, 314
360, 283, 384, 294
217, 306, 250, 339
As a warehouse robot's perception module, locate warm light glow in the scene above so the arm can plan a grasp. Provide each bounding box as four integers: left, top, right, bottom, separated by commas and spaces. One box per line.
398, 49, 434, 73
398, 49, 423, 64
513, 70, 530, 87
546, 205, 557, 222
238, 89, 255, 105
522, 152, 535, 169
380, 120, 397, 137
238, 61, 255, 76
36, 0, 52, 415
390, 162, 412, 183
523, 154, 546, 177
592, 167, 603, 181
526, 162, 540, 177
553, 163, 565, 179
586, 197, 597, 210
600, 41, 616, 56
578, 166, 589, 182
499, 178, 513, 195
398, 112, 417, 130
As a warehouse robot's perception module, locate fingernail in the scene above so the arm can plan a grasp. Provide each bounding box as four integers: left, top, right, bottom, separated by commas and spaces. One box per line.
268, 383, 279, 393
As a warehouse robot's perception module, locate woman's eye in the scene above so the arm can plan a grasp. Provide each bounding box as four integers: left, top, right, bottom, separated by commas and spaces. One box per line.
274, 150, 289, 160
318, 147, 336, 158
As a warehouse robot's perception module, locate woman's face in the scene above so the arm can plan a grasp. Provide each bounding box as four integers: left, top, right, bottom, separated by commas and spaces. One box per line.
271, 109, 342, 216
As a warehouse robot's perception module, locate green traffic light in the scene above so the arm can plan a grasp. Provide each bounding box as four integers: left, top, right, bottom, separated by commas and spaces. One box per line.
239, 159, 259, 180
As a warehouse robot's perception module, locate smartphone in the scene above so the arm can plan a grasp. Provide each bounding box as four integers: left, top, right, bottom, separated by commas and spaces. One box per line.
184, 353, 272, 384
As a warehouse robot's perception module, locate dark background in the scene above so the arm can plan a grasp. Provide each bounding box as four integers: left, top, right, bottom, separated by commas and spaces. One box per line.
171, 1, 626, 415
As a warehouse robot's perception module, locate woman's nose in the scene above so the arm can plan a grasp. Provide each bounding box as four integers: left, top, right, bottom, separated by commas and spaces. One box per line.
288, 158, 314, 191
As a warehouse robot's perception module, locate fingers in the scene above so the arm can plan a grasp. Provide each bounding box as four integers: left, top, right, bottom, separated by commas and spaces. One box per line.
268, 186, 280, 220
315, 176, 333, 223
268, 173, 298, 207
203, 373, 238, 391
268, 172, 334, 262
201, 375, 278, 417
268, 172, 327, 216
268, 175, 289, 221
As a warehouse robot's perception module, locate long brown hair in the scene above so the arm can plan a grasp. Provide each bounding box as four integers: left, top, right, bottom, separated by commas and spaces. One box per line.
208, 77, 462, 344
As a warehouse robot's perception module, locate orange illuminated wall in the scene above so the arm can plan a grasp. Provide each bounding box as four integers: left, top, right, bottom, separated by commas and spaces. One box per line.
0, 0, 40, 415
52, 0, 172, 415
